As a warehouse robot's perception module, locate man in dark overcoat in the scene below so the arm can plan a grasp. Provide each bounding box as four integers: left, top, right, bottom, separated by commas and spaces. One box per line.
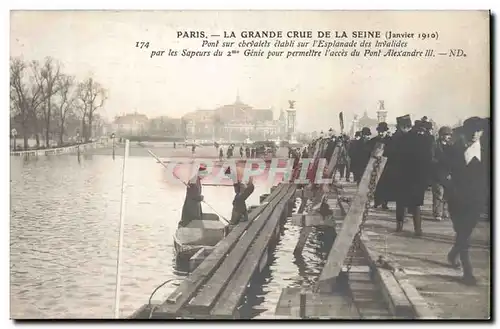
370, 122, 392, 209
387, 115, 432, 236
324, 136, 336, 165
334, 135, 350, 181
348, 131, 361, 181
351, 127, 373, 185
445, 117, 488, 285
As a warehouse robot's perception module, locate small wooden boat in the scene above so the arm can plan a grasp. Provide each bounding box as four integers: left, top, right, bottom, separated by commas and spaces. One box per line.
173, 213, 228, 260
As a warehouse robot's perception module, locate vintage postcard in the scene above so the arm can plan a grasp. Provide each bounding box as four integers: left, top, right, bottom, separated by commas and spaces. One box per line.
9, 10, 490, 320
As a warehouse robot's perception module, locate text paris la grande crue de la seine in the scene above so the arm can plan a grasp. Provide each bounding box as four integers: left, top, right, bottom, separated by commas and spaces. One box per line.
176, 30, 418, 40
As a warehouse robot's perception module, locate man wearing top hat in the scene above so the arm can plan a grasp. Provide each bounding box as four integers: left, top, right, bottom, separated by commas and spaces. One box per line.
444, 117, 487, 285
179, 164, 206, 227
370, 122, 392, 209
386, 114, 432, 236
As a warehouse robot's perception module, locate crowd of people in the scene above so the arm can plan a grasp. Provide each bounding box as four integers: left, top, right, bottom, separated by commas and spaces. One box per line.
179, 114, 488, 286
301, 115, 488, 286
213, 142, 275, 160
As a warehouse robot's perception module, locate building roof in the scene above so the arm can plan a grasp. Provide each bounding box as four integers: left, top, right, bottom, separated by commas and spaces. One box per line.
114, 113, 148, 124
184, 96, 274, 123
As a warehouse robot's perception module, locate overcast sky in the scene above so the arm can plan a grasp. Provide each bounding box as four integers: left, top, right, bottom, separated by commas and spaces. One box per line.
10, 10, 489, 131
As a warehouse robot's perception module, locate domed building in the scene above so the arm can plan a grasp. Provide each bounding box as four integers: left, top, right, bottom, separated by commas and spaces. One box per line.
182, 95, 286, 141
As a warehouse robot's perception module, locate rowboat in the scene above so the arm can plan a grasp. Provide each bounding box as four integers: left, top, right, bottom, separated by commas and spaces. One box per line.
173, 213, 229, 260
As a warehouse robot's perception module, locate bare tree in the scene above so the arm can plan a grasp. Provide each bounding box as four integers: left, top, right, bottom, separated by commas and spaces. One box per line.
33, 57, 62, 147
55, 74, 76, 145
10, 57, 45, 149
77, 78, 106, 142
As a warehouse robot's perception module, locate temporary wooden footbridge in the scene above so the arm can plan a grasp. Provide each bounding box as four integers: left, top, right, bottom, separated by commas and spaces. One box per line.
130, 139, 437, 319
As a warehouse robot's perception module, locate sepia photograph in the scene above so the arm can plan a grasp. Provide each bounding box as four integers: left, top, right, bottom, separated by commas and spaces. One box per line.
9, 9, 491, 320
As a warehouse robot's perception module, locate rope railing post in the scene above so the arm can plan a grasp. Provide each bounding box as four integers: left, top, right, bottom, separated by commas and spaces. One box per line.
114, 139, 130, 319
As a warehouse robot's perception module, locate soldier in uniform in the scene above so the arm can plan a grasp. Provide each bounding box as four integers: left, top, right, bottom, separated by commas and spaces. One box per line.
371, 122, 391, 209
388, 115, 432, 236
229, 170, 255, 225
445, 117, 487, 285
178, 164, 205, 228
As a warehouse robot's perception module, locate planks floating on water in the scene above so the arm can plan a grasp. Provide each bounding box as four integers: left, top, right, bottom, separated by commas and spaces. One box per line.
293, 226, 313, 256
158, 184, 288, 316
188, 185, 295, 314
208, 185, 297, 318
290, 213, 337, 228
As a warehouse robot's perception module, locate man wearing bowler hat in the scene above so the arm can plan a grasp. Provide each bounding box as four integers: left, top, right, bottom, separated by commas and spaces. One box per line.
445, 117, 487, 285
370, 122, 392, 209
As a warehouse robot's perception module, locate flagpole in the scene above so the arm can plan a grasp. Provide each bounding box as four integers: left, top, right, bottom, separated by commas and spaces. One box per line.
114, 139, 130, 319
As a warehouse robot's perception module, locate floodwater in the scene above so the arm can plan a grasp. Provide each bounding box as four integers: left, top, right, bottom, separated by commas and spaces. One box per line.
10, 145, 335, 319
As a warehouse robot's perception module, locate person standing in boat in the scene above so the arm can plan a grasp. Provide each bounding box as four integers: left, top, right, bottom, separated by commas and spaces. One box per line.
226, 167, 255, 225
178, 164, 205, 228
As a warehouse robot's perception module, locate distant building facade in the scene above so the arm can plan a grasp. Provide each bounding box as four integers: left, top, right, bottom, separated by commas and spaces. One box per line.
112, 112, 149, 136
181, 96, 287, 141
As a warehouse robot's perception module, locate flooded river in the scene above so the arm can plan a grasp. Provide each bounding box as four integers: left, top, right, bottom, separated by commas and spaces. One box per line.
10, 146, 334, 319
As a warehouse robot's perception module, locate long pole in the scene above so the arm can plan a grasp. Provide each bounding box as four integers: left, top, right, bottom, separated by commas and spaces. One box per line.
146, 149, 230, 225
114, 139, 129, 319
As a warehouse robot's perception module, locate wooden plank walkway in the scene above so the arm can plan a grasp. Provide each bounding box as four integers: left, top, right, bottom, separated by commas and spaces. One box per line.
340, 183, 491, 319
156, 184, 290, 317
131, 183, 298, 319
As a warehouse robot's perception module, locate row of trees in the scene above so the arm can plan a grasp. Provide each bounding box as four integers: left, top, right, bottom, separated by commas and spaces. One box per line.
10, 56, 107, 149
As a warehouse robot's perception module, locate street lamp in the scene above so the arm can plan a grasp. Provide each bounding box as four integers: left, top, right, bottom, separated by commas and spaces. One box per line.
11, 128, 17, 152
76, 129, 81, 157
111, 133, 116, 158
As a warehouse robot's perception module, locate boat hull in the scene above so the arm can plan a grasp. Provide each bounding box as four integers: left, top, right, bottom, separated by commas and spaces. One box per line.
173, 213, 227, 260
